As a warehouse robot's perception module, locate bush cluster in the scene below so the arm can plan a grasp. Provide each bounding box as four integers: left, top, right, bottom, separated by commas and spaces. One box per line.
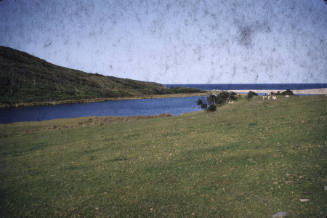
271, 89, 294, 96
247, 91, 258, 99
207, 104, 216, 111
197, 98, 207, 109
207, 91, 237, 105
197, 91, 238, 112
281, 89, 294, 95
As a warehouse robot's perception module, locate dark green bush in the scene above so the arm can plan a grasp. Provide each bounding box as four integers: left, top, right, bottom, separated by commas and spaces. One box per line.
197, 98, 208, 109
207, 94, 216, 105
201, 103, 207, 109
207, 104, 216, 112
216, 92, 229, 105
247, 91, 258, 99
229, 92, 238, 100
207, 91, 238, 106
282, 89, 294, 95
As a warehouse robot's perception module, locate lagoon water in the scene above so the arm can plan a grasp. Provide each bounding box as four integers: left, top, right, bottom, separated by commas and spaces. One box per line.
2, 83, 327, 124
0, 96, 203, 124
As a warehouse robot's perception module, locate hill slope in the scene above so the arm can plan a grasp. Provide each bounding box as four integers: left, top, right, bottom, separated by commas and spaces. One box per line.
0, 46, 199, 106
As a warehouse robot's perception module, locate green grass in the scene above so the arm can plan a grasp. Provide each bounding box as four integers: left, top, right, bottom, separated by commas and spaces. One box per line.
0, 95, 327, 217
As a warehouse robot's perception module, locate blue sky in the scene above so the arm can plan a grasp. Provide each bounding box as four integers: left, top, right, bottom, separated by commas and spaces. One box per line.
1, 0, 327, 84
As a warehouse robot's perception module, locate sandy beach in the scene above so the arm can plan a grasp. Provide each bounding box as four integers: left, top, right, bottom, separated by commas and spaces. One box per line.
228, 88, 327, 95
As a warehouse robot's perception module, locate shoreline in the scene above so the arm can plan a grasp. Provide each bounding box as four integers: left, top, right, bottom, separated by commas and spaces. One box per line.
228, 88, 327, 95
1, 88, 326, 109
0, 92, 207, 108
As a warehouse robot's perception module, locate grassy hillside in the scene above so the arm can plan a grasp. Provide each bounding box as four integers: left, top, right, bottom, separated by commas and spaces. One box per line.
0, 46, 200, 106
0, 95, 326, 217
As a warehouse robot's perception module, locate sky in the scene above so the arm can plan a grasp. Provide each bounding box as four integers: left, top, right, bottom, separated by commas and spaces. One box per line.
0, 0, 327, 84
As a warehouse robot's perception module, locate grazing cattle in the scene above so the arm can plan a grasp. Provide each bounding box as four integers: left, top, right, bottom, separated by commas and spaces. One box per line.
285, 95, 290, 98
272, 96, 278, 100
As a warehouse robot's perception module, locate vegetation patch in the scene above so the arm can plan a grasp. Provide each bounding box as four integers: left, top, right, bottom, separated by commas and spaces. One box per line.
207, 104, 217, 111
247, 91, 258, 99
197, 91, 239, 112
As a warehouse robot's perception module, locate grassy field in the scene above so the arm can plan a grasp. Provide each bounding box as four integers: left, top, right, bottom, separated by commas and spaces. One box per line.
0, 95, 326, 217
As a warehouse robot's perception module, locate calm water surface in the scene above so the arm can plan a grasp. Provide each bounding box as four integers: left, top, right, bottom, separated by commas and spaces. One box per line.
3, 83, 325, 124
0, 96, 202, 124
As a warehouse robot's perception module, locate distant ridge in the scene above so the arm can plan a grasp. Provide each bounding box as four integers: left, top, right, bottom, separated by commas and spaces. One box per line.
0, 46, 199, 107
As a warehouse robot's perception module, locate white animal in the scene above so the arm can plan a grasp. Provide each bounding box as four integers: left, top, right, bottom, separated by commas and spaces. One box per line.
285, 95, 290, 98
272, 96, 278, 100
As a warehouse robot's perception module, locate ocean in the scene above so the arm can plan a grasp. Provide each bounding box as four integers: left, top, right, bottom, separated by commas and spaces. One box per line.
165, 83, 327, 91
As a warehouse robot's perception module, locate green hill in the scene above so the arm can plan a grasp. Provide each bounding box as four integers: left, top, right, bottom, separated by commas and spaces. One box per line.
0, 46, 200, 106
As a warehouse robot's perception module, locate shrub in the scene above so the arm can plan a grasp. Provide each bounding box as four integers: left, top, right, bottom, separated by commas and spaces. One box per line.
201, 103, 207, 109
207, 94, 216, 105
196, 99, 203, 105
282, 89, 294, 95
229, 92, 238, 100
216, 91, 229, 105
247, 91, 258, 99
207, 91, 239, 106
207, 104, 216, 112
197, 98, 208, 109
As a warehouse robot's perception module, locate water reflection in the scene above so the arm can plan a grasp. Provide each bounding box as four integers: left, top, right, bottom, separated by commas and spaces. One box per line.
0, 96, 202, 123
